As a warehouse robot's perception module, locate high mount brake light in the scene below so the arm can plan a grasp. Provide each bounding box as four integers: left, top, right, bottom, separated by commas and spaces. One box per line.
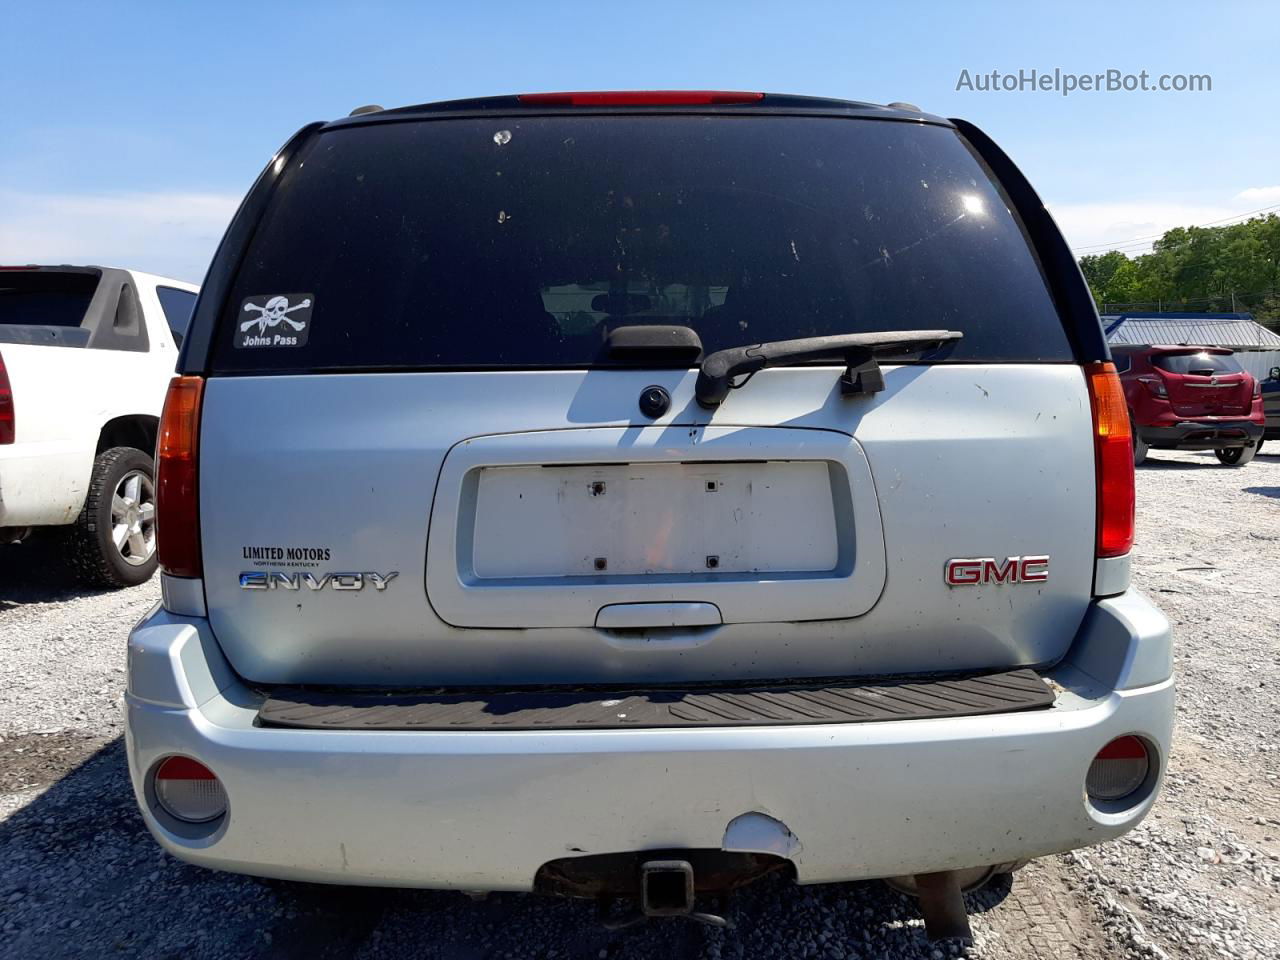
0, 350, 13, 445
156, 376, 204, 578
517, 91, 764, 106
1086, 362, 1135, 559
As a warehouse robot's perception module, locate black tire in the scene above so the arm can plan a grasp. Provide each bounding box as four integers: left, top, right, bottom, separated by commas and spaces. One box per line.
1132, 431, 1148, 466
65, 446, 159, 587
1214, 444, 1256, 466
1256, 438, 1265, 455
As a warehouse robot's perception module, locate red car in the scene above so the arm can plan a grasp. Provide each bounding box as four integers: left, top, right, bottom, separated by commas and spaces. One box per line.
1114, 345, 1265, 465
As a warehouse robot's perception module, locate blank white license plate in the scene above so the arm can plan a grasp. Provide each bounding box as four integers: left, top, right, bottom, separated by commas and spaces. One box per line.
470, 461, 839, 579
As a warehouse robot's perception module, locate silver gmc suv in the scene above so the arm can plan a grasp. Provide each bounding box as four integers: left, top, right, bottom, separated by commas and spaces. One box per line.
126, 91, 1173, 940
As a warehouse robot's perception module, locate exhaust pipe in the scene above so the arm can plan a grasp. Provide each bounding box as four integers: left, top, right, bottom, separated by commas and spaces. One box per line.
913, 871, 973, 943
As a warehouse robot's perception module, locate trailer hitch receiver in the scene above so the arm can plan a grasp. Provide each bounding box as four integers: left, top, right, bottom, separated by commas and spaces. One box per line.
641, 860, 695, 916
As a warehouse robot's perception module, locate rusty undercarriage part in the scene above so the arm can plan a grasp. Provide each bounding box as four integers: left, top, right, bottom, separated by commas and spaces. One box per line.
912, 871, 974, 943
536, 848, 792, 928
535, 848, 792, 899
884, 860, 1025, 897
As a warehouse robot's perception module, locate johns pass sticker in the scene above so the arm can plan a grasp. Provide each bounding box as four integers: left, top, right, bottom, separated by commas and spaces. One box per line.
235, 294, 314, 348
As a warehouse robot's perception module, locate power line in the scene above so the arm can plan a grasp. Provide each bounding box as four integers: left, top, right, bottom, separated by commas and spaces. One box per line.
1112, 292, 1267, 305
1070, 202, 1280, 254
1099, 289, 1280, 311
1072, 202, 1280, 251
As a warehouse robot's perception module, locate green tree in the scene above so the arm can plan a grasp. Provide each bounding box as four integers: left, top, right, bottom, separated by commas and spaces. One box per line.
1079, 250, 1128, 304
1077, 213, 1280, 319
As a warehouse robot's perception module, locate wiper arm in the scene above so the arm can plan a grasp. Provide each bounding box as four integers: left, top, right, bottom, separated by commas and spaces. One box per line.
695, 329, 962, 408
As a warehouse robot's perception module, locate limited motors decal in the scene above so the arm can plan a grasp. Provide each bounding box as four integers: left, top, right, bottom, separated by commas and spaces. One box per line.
235, 294, 314, 348
242, 544, 332, 568
945, 555, 1049, 586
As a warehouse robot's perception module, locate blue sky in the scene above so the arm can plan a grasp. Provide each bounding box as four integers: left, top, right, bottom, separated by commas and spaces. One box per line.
2, 0, 1276, 282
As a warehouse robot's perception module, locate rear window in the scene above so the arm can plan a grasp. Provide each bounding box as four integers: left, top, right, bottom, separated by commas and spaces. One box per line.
1153, 351, 1243, 375
0, 271, 98, 328
212, 115, 1071, 372
156, 286, 197, 346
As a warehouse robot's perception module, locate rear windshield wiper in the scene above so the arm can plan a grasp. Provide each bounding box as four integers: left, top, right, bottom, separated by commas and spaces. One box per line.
695, 330, 963, 408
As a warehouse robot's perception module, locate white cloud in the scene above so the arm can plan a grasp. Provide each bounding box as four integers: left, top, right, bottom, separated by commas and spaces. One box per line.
1048, 201, 1238, 255
1050, 187, 1280, 257
1233, 185, 1280, 205
0, 189, 240, 284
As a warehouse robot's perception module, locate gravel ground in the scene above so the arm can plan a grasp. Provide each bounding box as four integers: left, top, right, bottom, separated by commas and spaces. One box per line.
2, 448, 1278, 960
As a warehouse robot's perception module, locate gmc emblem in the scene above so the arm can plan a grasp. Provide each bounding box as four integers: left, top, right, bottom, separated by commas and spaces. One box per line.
945, 556, 1049, 586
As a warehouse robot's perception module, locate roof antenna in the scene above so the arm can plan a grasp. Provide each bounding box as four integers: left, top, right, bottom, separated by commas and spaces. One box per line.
348, 104, 384, 117
887, 101, 922, 112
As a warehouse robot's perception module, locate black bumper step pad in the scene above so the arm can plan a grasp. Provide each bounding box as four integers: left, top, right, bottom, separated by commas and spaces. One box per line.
256, 668, 1054, 731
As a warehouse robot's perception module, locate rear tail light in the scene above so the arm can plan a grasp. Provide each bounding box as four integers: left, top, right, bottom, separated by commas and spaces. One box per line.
1086, 736, 1151, 802
1086, 362, 1135, 558
0, 350, 13, 444
1138, 376, 1168, 398
1253, 377, 1262, 399
156, 376, 204, 577
153, 756, 227, 823
518, 91, 764, 106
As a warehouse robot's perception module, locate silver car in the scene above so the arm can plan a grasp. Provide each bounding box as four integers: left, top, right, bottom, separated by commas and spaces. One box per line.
126, 91, 1172, 941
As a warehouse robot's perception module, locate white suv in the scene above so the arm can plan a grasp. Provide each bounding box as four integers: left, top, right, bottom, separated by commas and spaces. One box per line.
124, 92, 1172, 942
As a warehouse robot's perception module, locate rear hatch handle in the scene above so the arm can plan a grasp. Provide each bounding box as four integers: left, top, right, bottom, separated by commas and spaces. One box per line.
694, 330, 963, 408
596, 602, 723, 630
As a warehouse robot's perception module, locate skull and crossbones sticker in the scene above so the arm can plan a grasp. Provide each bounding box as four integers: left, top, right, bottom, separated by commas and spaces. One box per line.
234, 294, 314, 348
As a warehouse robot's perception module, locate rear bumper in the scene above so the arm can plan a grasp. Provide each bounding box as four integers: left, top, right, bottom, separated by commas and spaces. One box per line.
1140, 418, 1263, 449
124, 590, 1174, 889
0, 440, 91, 526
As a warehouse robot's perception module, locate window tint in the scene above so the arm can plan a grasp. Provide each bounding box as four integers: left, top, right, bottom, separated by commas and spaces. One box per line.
1152, 351, 1242, 375
213, 116, 1071, 372
1112, 353, 1132, 373
0, 271, 98, 327
156, 286, 197, 346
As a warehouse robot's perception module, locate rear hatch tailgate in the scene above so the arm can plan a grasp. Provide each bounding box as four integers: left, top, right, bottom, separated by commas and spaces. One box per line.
199, 364, 1096, 686
192, 105, 1099, 687
1154, 349, 1252, 416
